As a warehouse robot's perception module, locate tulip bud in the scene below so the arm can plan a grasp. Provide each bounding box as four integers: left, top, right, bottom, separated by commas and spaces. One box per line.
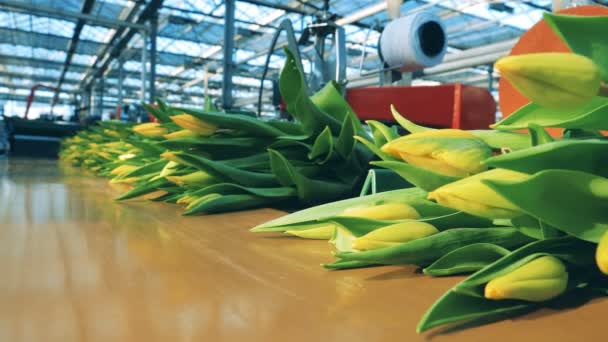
381, 129, 492, 177
285, 224, 336, 240
110, 164, 138, 177
595, 229, 608, 275
186, 193, 222, 210
352, 222, 439, 251
428, 168, 527, 219
495, 53, 601, 110
142, 190, 168, 200
166, 170, 217, 187
164, 129, 198, 139
338, 202, 420, 221
97, 152, 112, 160
132, 122, 168, 137
160, 151, 187, 165
177, 195, 197, 206
485, 256, 568, 302
170, 114, 217, 136
158, 160, 179, 178
104, 129, 121, 138
118, 153, 136, 161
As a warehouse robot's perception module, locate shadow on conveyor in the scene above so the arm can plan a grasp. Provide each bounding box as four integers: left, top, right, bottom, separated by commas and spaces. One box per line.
1, 116, 82, 159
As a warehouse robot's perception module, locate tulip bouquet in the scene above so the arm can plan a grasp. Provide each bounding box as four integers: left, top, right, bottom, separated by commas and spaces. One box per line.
61, 48, 374, 214
253, 12, 608, 333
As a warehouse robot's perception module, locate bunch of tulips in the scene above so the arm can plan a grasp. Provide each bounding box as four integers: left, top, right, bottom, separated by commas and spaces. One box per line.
252, 12, 608, 333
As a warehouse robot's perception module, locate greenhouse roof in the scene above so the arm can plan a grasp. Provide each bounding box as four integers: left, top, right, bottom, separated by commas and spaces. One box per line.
0, 0, 578, 113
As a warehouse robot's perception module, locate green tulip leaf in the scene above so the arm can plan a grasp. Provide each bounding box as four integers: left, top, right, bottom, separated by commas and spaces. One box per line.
250, 187, 428, 231
391, 105, 433, 133
367, 120, 400, 147
470, 130, 531, 150
423, 243, 511, 277
185, 183, 296, 199
156, 137, 265, 150
492, 96, 608, 130
171, 152, 279, 188
156, 98, 169, 113
417, 237, 595, 332
417, 287, 535, 333
115, 178, 172, 201
143, 103, 172, 123
335, 115, 356, 158
455, 238, 594, 297
183, 194, 274, 215
173, 107, 286, 137
354, 135, 399, 161
484, 139, 608, 178
220, 153, 270, 171
123, 138, 166, 156
280, 48, 342, 135
266, 121, 307, 136
371, 160, 461, 192
311, 79, 367, 137
322, 259, 379, 270
484, 170, 608, 242
308, 126, 334, 163
122, 159, 168, 178
544, 13, 608, 82
528, 123, 554, 146
268, 149, 351, 204
335, 228, 532, 266
562, 128, 605, 138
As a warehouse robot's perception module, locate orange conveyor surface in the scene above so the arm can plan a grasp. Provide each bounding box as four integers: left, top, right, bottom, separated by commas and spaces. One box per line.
1, 159, 606, 341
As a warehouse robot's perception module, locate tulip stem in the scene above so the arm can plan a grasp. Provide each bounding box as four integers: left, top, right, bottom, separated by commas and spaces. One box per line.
599, 83, 608, 97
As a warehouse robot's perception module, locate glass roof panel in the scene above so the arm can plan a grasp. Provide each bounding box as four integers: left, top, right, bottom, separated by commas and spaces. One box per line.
0, 0, 567, 109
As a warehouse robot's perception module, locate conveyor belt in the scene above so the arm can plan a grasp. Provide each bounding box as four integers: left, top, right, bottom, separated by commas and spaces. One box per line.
0, 159, 606, 341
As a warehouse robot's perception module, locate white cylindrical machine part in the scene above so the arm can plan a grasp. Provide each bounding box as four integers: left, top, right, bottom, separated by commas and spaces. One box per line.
380, 11, 447, 71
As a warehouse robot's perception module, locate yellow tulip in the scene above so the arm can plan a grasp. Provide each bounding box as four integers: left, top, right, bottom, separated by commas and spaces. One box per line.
96, 151, 112, 160
118, 153, 137, 161
495, 53, 601, 110
338, 202, 420, 220
132, 122, 168, 137
170, 114, 217, 136
104, 129, 121, 138
166, 170, 217, 187
428, 168, 527, 219
485, 256, 568, 302
142, 190, 168, 200
285, 224, 336, 240
110, 164, 138, 177
186, 193, 222, 210
596, 230, 608, 275
177, 195, 198, 206
381, 129, 492, 177
164, 129, 198, 139
352, 222, 439, 251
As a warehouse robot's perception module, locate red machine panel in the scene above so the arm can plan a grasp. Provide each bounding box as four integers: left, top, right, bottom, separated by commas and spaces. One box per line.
346, 84, 496, 130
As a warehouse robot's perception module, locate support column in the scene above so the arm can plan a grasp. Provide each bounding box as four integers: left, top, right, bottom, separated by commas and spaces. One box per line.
149, 13, 157, 102
141, 30, 147, 103
118, 58, 124, 120
488, 63, 494, 91
222, 0, 235, 110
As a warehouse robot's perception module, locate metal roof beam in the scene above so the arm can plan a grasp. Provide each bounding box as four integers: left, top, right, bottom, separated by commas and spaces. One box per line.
54, 0, 96, 105
0, 0, 147, 30
79, 0, 146, 89
86, 0, 165, 88
0, 54, 96, 73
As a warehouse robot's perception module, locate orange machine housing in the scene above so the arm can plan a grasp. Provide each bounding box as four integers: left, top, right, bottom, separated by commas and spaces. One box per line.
346, 84, 496, 130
